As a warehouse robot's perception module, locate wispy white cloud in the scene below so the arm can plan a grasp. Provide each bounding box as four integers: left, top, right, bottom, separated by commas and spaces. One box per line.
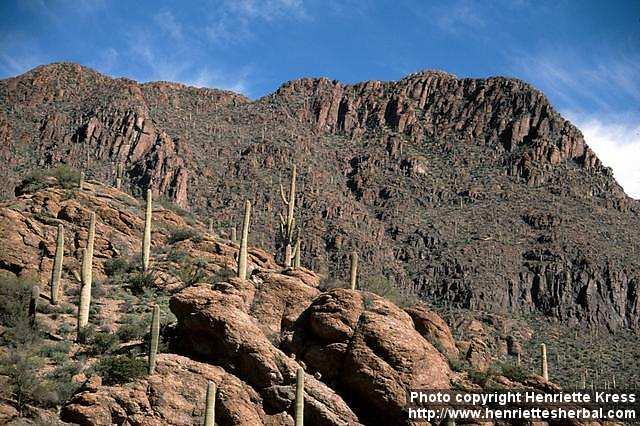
205, 0, 308, 45
154, 10, 183, 41
510, 50, 640, 112
565, 110, 640, 199
432, 0, 485, 35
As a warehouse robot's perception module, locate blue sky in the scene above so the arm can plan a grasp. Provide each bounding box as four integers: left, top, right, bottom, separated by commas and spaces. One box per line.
1, 0, 639, 197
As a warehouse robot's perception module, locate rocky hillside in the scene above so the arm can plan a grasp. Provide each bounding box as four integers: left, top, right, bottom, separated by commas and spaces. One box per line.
0, 177, 563, 425
1, 63, 639, 331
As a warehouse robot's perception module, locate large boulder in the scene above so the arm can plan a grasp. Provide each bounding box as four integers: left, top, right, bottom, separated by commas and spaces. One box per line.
287, 289, 452, 425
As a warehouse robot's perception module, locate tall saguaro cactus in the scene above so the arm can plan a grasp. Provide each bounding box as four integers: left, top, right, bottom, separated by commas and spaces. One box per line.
349, 251, 358, 290
50, 224, 65, 304
77, 212, 96, 337
77, 248, 91, 336
295, 367, 304, 426
204, 380, 216, 426
142, 189, 152, 271
148, 304, 160, 374
279, 165, 297, 267
237, 200, 251, 280
540, 343, 548, 381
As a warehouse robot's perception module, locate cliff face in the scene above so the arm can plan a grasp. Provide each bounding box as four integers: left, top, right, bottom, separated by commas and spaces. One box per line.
1, 63, 638, 330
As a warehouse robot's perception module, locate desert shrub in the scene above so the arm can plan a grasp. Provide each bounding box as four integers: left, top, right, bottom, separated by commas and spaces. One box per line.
51, 165, 81, 189
87, 332, 120, 355
167, 249, 189, 263
128, 270, 156, 295
174, 256, 208, 286
212, 266, 236, 282
46, 361, 82, 405
499, 361, 527, 382
104, 256, 132, 277
0, 275, 41, 346
39, 341, 72, 363
116, 315, 148, 342
93, 355, 146, 385
76, 325, 96, 344
157, 197, 196, 225
361, 275, 419, 308
167, 227, 203, 244
20, 165, 81, 194
0, 349, 48, 414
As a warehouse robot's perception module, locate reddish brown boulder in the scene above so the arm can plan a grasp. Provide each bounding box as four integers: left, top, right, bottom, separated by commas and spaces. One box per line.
405, 305, 459, 359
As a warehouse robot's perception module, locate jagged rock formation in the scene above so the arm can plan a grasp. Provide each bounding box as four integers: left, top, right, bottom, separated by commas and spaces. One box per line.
1, 63, 639, 331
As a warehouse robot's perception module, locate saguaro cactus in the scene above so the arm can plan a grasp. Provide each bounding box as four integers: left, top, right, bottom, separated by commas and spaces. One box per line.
142, 189, 152, 271
115, 163, 123, 189
279, 165, 297, 267
77, 248, 92, 335
540, 343, 548, 381
204, 380, 216, 426
148, 304, 160, 374
295, 367, 304, 426
50, 224, 64, 304
294, 238, 301, 269
349, 251, 358, 290
237, 201, 251, 280
79, 171, 85, 190
230, 226, 237, 244
29, 285, 39, 327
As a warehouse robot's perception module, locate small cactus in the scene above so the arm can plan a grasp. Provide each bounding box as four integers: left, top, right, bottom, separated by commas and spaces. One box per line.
148, 304, 160, 374
279, 165, 298, 267
230, 226, 237, 244
540, 343, 548, 381
237, 200, 251, 280
29, 284, 39, 328
79, 171, 85, 190
204, 380, 216, 426
295, 367, 304, 426
50, 224, 64, 304
208, 218, 213, 234
349, 251, 358, 290
142, 189, 152, 271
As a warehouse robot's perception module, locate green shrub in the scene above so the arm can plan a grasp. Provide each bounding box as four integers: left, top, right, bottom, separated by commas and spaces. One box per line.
87, 332, 120, 355
361, 275, 419, 308
174, 256, 208, 286
104, 256, 132, 277
212, 266, 236, 283
19, 165, 81, 194
499, 361, 527, 383
0, 275, 41, 346
93, 355, 147, 385
0, 349, 47, 414
167, 227, 203, 244
128, 270, 156, 294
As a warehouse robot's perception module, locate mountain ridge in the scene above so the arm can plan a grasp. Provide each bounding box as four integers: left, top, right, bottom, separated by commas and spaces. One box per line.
1, 62, 638, 331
